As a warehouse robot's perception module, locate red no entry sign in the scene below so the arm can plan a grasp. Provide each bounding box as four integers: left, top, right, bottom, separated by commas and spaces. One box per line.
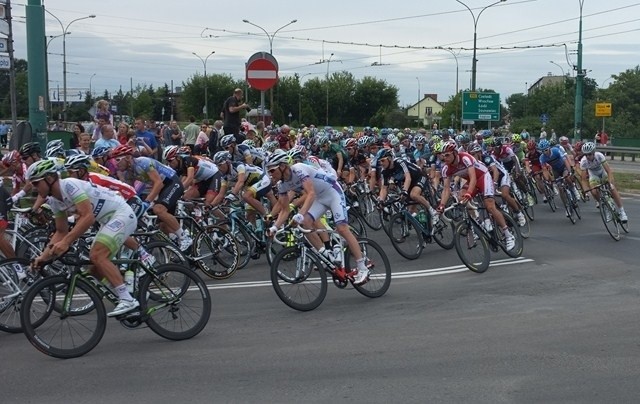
246, 52, 279, 91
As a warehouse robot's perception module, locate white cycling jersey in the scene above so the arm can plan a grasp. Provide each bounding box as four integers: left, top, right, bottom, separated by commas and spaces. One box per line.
48, 177, 128, 223
579, 152, 607, 176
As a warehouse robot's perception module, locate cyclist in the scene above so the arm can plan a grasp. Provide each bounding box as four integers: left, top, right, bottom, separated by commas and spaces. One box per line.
64, 154, 155, 267
376, 148, 440, 228
163, 145, 223, 203
27, 159, 140, 316
538, 139, 581, 203
578, 142, 627, 222
111, 144, 192, 250
437, 140, 516, 251
266, 150, 370, 285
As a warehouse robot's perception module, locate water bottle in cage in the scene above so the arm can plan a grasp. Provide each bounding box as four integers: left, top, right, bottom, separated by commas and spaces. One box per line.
194, 206, 202, 223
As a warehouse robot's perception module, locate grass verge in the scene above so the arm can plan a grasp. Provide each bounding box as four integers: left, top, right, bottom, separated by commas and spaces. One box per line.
617, 173, 640, 193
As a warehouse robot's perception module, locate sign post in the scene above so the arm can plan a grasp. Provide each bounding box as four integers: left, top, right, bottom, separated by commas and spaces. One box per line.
246, 52, 279, 123
461, 92, 500, 129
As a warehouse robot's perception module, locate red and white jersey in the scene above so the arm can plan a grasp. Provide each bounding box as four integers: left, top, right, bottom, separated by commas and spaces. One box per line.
441, 152, 489, 180
87, 172, 137, 200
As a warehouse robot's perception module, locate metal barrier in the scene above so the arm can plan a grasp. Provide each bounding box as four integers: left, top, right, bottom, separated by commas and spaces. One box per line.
597, 145, 640, 162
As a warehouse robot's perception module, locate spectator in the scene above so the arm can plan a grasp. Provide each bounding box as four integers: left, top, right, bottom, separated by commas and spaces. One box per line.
539, 127, 547, 140
164, 120, 182, 146
133, 118, 158, 158
208, 120, 223, 156
70, 122, 85, 149
222, 88, 250, 138
76, 133, 92, 154
117, 122, 130, 145
194, 123, 209, 155
595, 130, 609, 146
183, 115, 199, 153
92, 100, 113, 141
0, 121, 9, 149
94, 125, 120, 150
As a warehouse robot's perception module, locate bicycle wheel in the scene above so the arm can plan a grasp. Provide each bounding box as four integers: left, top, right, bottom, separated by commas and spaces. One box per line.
20, 275, 106, 359
193, 226, 239, 280
600, 197, 621, 241
561, 188, 576, 224
388, 212, 423, 260
143, 240, 188, 267
139, 264, 211, 340
270, 246, 327, 311
230, 221, 253, 270
544, 184, 557, 212
15, 229, 50, 260
347, 209, 368, 238
433, 217, 455, 250
453, 221, 490, 273
345, 238, 391, 298
358, 193, 383, 231
0, 258, 49, 333
527, 176, 539, 205
517, 211, 531, 239
499, 213, 524, 258
266, 228, 296, 266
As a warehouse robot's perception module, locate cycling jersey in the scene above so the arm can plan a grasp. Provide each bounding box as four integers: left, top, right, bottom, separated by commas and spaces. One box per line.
232, 144, 252, 163
493, 144, 518, 172
177, 156, 219, 183
130, 156, 177, 183
305, 156, 338, 181
49, 178, 127, 222
221, 162, 264, 187
380, 158, 423, 187
87, 172, 137, 200
538, 146, 567, 171
441, 152, 489, 180
579, 152, 607, 177
320, 143, 347, 170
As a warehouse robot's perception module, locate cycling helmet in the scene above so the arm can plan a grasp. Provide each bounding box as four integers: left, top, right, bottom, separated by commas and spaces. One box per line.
484, 137, 495, 147
177, 146, 192, 156
377, 148, 394, 161
263, 141, 279, 153
521, 132, 530, 141
441, 140, 458, 154
512, 134, 522, 143
212, 151, 232, 165
581, 141, 596, 154
430, 134, 441, 143
493, 137, 505, 147
19, 142, 42, 158
110, 144, 134, 158
64, 153, 92, 171
65, 149, 82, 157
432, 141, 444, 154
25, 158, 59, 181
2, 150, 19, 166
455, 134, 465, 144
559, 136, 569, 144
220, 134, 236, 148
318, 135, 330, 146
357, 135, 370, 148
414, 135, 427, 144
91, 146, 111, 159
45, 143, 65, 159
288, 145, 306, 162
527, 140, 537, 151
537, 139, 551, 151
266, 150, 290, 167
344, 138, 357, 149
242, 139, 256, 148
163, 145, 180, 161
389, 137, 400, 147
468, 143, 483, 154
46, 139, 65, 151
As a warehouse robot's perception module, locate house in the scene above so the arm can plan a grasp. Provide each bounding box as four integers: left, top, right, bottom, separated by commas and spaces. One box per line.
407, 93, 443, 127
527, 73, 567, 96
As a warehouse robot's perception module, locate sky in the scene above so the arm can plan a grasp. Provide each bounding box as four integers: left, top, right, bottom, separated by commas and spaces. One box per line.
7, 0, 640, 113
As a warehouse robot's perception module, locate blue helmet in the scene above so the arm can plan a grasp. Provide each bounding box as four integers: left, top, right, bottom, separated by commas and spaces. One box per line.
537, 139, 551, 151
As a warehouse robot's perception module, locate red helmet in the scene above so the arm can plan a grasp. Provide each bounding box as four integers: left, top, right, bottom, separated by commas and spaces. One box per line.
573, 141, 583, 153
110, 144, 134, 158
2, 150, 19, 167
442, 140, 458, 154
527, 140, 537, 151
344, 138, 357, 149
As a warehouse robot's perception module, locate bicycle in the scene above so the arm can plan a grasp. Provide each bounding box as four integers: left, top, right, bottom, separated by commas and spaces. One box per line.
386, 196, 455, 260
584, 183, 629, 241
554, 175, 582, 224
448, 198, 524, 274
269, 224, 391, 311
19, 243, 211, 359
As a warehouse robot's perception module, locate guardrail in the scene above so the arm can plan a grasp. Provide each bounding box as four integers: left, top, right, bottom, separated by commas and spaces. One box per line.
597, 145, 640, 162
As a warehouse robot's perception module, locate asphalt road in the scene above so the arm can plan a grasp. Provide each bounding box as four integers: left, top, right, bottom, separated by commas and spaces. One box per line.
2, 195, 639, 403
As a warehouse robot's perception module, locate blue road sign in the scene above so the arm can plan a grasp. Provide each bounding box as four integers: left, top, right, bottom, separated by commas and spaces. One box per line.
540, 113, 550, 124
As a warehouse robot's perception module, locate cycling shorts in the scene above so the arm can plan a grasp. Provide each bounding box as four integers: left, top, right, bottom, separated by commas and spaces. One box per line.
94, 206, 137, 258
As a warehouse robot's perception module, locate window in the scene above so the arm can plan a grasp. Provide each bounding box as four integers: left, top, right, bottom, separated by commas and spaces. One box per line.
425, 107, 433, 116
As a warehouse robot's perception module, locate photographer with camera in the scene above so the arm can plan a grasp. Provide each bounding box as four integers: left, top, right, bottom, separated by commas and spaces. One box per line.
223, 88, 250, 143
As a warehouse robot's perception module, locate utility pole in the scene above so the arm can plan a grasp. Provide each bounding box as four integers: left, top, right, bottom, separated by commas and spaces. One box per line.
573, 0, 585, 140
25, 0, 48, 149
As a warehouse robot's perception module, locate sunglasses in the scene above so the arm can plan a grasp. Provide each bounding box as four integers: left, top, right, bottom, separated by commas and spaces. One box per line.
30, 179, 42, 186
585, 152, 595, 156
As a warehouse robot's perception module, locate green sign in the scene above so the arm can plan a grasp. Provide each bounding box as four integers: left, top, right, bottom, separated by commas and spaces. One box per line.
462, 92, 501, 121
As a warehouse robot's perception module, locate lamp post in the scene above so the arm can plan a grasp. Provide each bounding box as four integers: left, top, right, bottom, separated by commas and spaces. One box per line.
45, 10, 96, 122
326, 53, 334, 126
573, 0, 585, 140
549, 60, 565, 77
89, 73, 96, 105
455, 0, 506, 92
192, 51, 215, 120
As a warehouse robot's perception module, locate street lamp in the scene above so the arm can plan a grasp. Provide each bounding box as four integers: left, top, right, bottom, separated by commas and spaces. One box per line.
573, 0, 585, 140
89, 73, 96, 105
549, 60, 565, 76
326, 53, 334, 126
192, 51, 215, 120
45, 10, 96, 122
242, 19, 297, 55
455, 0, 506, 91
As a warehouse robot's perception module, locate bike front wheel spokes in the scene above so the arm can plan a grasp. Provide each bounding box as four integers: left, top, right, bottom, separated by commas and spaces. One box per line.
388, 213, 423, 260
454, 221, 490, 273
140, 264, 211, 340
345, 238, 391, 298
20, 276, 106, 359
270, 246, 327, 311
600, 198, 621, 241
